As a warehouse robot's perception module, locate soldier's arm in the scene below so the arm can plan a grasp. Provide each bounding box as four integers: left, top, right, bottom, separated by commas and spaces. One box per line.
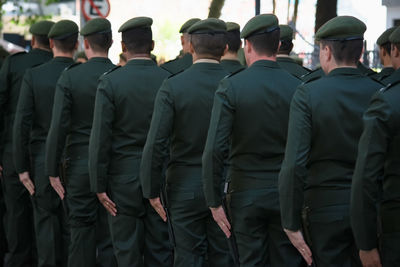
202, 78, 234, 208
351, 91, 392, 251
45, 71, 73, 177
0, 57, 11, 167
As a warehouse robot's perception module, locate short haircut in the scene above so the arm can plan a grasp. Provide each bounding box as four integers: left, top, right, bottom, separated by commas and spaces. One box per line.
190, 33, 226, 58
394, 43, 400, 52
278, 40, 294, 55
122, 27, 153, 54
320, 39, 363, 65
34, 34, 50, 48
85, 32, 112, 53
226, 30, 241, 53
381, 42, 391, 56
246, 28, 280, 56
53, 33, 78, 53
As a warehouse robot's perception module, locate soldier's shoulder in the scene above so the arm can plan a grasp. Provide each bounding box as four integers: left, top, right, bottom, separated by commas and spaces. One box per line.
102, 65, 122, 77
380, 79, 400, 94
64, 62, 82, 71
9, 51, 27, 58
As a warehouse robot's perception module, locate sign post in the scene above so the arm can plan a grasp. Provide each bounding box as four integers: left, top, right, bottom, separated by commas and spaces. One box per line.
81, 0, 111, 21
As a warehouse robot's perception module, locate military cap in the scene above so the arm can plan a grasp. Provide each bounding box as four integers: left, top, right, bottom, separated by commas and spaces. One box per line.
180, 18, 201, 33
389, 26, 400, 44
377, 27, 396, 46
226, 22, 240, 32
280, 24, 294, 41
29, 20, 55, 36
48, 20, 79, 40
80, 18, 111, 36
315, 16, 366, 41
187, 18, 227, 35
240, 14, 279, 39
118, 16, 152, 33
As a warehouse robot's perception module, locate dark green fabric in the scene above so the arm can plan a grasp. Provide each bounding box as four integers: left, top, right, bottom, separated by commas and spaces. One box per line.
276, 56, 310, 79
160, 53, 192, 74
179, 18, 201, 33
89, 59, 171, 266
351, 79, 400, 253
12, 56, 74, 267
357, 61, 377, 77
80, 18, 111, 36
226, 22, 240, 32
279, 24, 293, 41
381, 67, 400, 85
377, 27, 396, 46
220, 59, 245, 74
279, 67, 381, 264
187, 18, 226, 34
140, 62, 232, 265
372, 67, 395, 83
118, 17, 152, 33
30, 20, 55, 36
389, 26, 400, 44
48, 20, 79, 39
315, 15, 366, 41
0, 48, 52, 267
300, 67, 325, 82
45, 57, 116, 266
381, 232, 400, 265
241, 14, 279, 39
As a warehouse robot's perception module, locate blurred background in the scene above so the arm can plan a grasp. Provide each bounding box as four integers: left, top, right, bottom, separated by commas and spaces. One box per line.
0, 0, 397, 69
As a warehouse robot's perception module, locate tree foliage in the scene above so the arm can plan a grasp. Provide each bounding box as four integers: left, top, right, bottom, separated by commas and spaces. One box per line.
208, 0, 225, 18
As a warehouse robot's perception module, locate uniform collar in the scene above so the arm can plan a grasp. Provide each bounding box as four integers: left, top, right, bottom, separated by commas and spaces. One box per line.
52, 56, 74, 63
327, 67, 362, 77
251, 59, 279, 68
88, 57, 112, 63
126, 58, 156, 66
193, 58, 219, 64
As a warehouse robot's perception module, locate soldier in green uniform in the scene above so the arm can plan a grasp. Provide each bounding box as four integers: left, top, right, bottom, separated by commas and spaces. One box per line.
89, 17, 173, 267
277, 24, 310, 79
375, 27, 397, 83
44, 18, 115, 267
351, 26, 400, 267
202, 14, 303, 266
279, 16, 383, 267
220, 22, 245, 73
140, 18, 233, 267
0, 20, 54, 267
160, 18, 200, 74
12, 20, 79, 267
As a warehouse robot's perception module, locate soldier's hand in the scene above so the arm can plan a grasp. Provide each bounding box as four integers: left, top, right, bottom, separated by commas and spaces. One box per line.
359, 249, 382, 267
150, 197, 166, 222
49, 176, 65, 200
97, 192, 117, 216
19, 171, 35, 195
0, 164, 3, 178
210, 206, 231, 238
284, 228, 313, 266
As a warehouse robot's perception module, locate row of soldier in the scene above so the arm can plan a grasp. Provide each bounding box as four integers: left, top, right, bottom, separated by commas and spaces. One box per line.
0, 12, 399, 267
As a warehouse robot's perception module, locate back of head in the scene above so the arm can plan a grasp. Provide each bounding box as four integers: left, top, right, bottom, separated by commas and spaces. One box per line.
241, 14, 280, 57
389, 27, 400, 68
187, 18, 227, 59
30, 20, 55, 49
48, 20, 79, 53
81, 18, 113, 53
377, 27, 396, 56
119, 17, 153, 55
226, 22, 241, 53
315, 16, 366, 65
278, 24, 294, 55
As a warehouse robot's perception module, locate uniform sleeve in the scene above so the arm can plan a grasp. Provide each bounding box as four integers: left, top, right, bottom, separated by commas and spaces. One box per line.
279, 84, 312, 231
45, 71, 72, 177
202, 78, 234, 207
140, 80, 174, 199
351, 92, 392, 250
12, 70, 34, 173
0, 57, 11, 165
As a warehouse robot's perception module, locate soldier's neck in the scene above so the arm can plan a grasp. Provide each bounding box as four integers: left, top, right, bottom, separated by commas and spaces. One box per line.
87, 51, 108, 60
221, 52, 239, 61
52, 47, 74, 58
127, 53, 151, 60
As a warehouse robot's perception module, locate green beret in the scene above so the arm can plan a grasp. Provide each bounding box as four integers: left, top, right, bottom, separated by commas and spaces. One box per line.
48, 20, 79, 40
118, 17, 153, 33
226, 22, 240, 32
29, 20, 55, 36
377, 27, 396, 46
179, 18, 201, 33
187, 18, 227, 34
280, 24, 294, 41
315, 16, 366, 41
81, 18, 111, 36
241, 14, 279, 39
389, 26, 400, 44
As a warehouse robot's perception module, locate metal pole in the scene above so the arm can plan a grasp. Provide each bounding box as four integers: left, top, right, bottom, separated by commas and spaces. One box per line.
255, 0, 260, 15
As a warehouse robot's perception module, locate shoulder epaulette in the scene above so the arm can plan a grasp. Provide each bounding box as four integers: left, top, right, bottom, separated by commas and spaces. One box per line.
380, 79, 400, 93
302, 74, 322, 84
224, 67, 245, 79
64, 62, 81, 71
10, 51, 27, 58
166, 69, 184, 79
103, 65, 121, 76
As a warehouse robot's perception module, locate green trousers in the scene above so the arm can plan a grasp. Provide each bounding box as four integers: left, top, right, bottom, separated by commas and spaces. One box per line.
0, 180, 7, 267
31, 152, 69, 267
308, 204, 361, 267
229, 188, 304, 267
65, 160, 116, 267
381, 232, 400, 266
1, 150, 36, 267
167, 183, 233, 267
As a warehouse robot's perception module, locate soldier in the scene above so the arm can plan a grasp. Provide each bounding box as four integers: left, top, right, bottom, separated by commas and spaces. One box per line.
0, 20, 54, 267
202, 14, 303, 266
12, 20, 79, 267
279, 16, 383, 266
160, 18, 200, 74
220, 22, 245, 73
88, 17, 173, 266
74, 50, 88, 63
351, 26, 400, 267
140, 18, 233, 266
375, 27, 397, 83
44, 18, 115, 267
277, 24, 310, 79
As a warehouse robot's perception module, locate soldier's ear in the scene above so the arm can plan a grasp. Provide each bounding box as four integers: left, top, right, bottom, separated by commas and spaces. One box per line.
31, 36, 36, 48
189, 42, 195, 55
223, 44, 229, 56
151, 40, 155, 52
49, 39, 55, 50
121, 41, 127, 53
84, 39, 90, 50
